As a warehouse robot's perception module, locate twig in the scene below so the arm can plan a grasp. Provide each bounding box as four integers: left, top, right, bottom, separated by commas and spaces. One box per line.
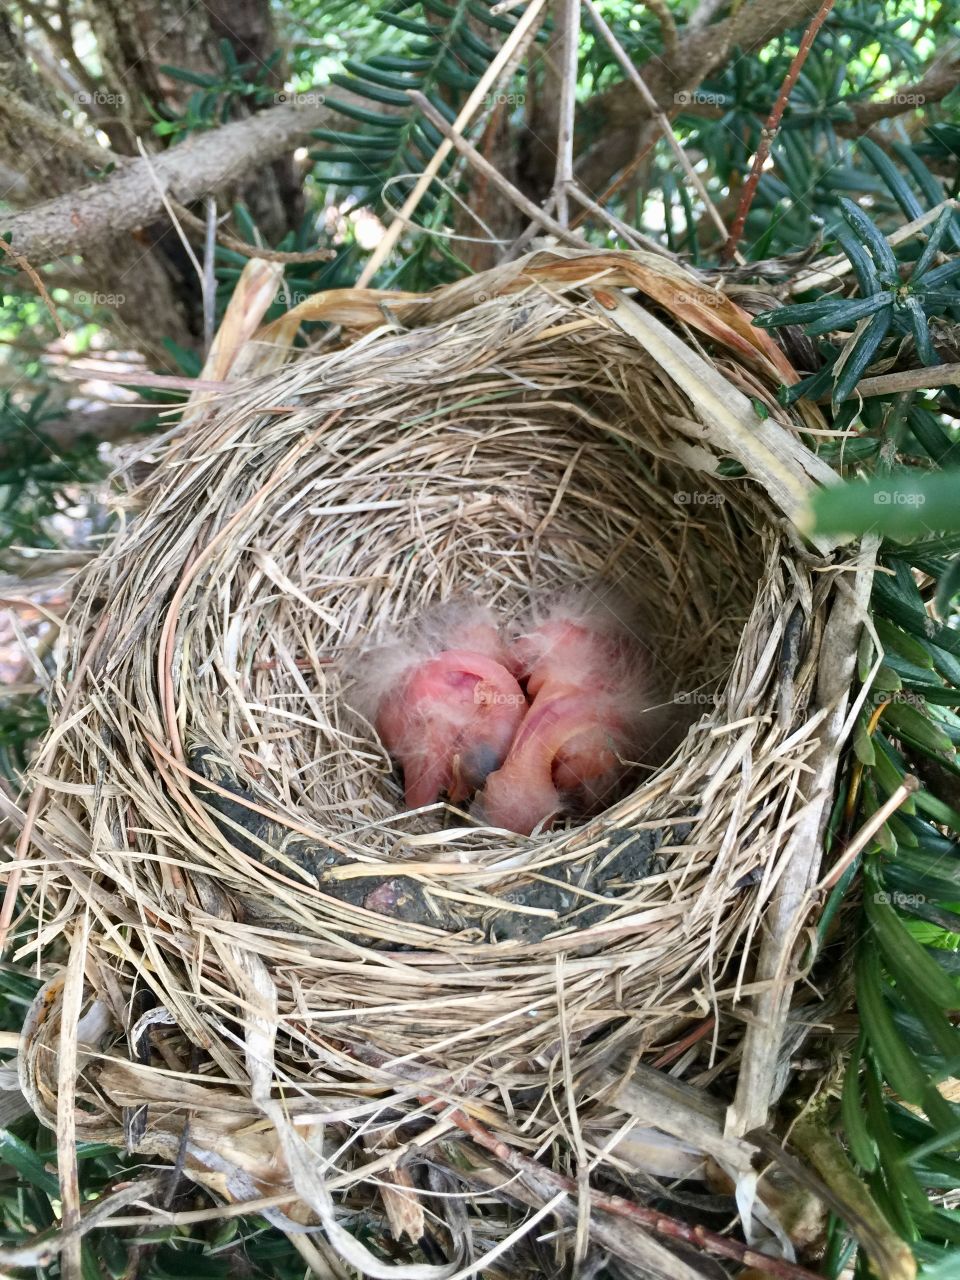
819, 361, 960, 403
787, 1109, 917, 1280
818, 773, 919, 892
552, 0, 580, 227
203, 197, 218, 356
0, 240, 65, 339
570, 133, 660, 232
136, 137, 205, 295
723, 0, 837, 260
433, 1100, 826, 1280
0, 1180, 161, 1268
689, 0, 728, 30
18, 0, 100, 98
356, 0, 548, 286
566, 183, 663, 252
644, 0, 680, 61
580, 0, 737, 258
504, 191, 559, 260
4, 99, 341, 263
409, 92, 593, 251
169, 198, 335, 263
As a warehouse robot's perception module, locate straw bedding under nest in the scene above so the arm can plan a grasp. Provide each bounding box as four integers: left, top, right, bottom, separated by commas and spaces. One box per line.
13, 251, 865, 1271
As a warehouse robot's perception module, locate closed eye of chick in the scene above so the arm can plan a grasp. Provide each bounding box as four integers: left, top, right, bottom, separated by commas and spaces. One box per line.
350, 601, 527, 811
477, 591, 660, 835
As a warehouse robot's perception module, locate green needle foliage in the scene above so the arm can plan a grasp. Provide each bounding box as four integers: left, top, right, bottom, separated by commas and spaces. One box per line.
751, 140, 960, 1271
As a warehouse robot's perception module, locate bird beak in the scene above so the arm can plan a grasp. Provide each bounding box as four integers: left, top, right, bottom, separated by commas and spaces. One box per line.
448, 752, 468, 804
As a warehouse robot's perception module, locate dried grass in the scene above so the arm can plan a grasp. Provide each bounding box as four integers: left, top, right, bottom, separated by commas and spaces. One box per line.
7, 251, 869, 1277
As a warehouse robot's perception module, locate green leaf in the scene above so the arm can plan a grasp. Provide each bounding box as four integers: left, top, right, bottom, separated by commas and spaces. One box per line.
0, 1129, 60, 1194
883, 699, 955, 754
832, 308, 892, 406
908, 406, 960, 467
342, 60, 421, 90
897, 295, 939, 367
841, 1033, 878, 1171
806, 292, 891, 337
864, 865, 959, 1009
323, 97, 408, 127
920, 258, 960, 290
156, 64, 219, 87
834, 224, 882, 297
330, 74, 411, 106
839, 197, 899, 279
378, 12, 436, 35
858, 945, 928, 1105
754, 297, 861, 329
813, 471, 960, 539
859, 137, 924, 223
913, 208, 956, 280
875, 616, 936, 669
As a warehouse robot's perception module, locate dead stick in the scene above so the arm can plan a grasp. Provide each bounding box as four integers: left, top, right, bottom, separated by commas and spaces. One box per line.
552, 0, 580, 227
723, 0, 837, 260
580, 0, 738, 258
409, 92, 593, 250
819, 361, 960, 403
432, 1099, 826, 1280
357, 0, 547, 285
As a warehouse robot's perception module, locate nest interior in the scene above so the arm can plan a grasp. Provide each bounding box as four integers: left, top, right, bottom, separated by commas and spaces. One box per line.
19, 264, 842, 1242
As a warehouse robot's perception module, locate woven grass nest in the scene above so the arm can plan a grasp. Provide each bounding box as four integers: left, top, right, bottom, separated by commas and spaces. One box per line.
15, 250, 872, 1275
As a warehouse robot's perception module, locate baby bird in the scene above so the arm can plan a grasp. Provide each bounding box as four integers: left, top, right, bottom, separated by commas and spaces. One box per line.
478, 592, 654, 835
351, 601, 526, 810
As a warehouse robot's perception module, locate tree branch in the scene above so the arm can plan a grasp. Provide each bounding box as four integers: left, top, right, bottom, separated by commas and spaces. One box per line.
576, 0, 838, 192
723, 0, 837, 260
3, 98, 341, 264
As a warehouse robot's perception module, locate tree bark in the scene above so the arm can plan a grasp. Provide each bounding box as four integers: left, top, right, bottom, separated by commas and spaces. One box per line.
3, 99, 336, 265
0, 10, 191, 366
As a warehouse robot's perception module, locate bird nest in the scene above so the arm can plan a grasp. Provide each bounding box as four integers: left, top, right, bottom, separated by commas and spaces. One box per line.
12, 251, 870, 1274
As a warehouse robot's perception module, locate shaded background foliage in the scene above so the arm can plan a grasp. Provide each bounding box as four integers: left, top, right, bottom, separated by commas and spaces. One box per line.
0, 0, 959, 1275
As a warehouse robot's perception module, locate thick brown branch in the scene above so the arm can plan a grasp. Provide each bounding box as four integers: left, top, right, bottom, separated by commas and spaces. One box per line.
3, 98, 341, 264
575, 0, 850, 192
